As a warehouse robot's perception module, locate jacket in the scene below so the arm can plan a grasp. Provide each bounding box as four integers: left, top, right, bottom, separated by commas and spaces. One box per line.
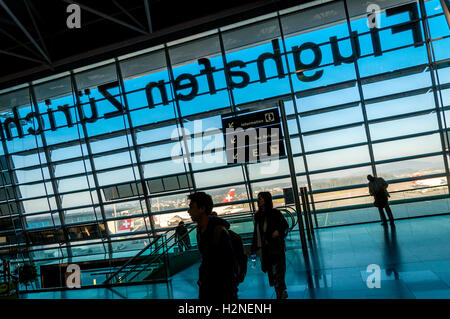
368, 177, 390, 207
251, 208, 288, 272
197, 216, 237, 300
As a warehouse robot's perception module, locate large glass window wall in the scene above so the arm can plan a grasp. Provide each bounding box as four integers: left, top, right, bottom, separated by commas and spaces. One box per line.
0, 0, 449, 289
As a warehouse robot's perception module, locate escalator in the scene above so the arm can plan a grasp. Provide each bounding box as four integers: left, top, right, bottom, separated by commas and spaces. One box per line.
103, 206, 298, 287
102, 228, 192, 285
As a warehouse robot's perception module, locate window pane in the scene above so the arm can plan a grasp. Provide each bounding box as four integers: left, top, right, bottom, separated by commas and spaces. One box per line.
300, 106, 363, 132
297, 85, 359, 113
64, 207, 101, 224
303, 126, 367, 152
90, 134, 132, 154
223, 19, 291, 104
54, 160, 92, 178
307, 145, 371, 171
372, 134, 443, 161
170, 35, 230, 116
309, 166, 372, 190
97, 167, 137, 186
366, 91, 435, 120
60, 191, 97, 209
143, 160, 187, 179
194, 166, 245, 188
369, 113, 439, 140
362, 70, 432, 99
376, 155, 446, 178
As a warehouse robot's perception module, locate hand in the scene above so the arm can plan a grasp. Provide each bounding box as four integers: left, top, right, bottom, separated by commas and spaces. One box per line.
272, 230, 280, 239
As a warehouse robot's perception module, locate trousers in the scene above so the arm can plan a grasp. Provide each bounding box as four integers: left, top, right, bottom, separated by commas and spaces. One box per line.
378, 204, 394, 223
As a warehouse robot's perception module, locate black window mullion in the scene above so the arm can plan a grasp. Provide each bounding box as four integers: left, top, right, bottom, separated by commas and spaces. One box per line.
29, 85, 74, 261
343, 0, 378, 181
277, 10, 319, 227
418, 0, 450, 197
164, 44, 198, 193
70, 72, 112, 259
115, 58, 157, 237
0, 140, 28, 264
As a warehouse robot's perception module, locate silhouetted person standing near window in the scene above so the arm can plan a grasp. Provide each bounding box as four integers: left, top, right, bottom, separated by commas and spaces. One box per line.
188, 192, 238, 301
251, 191, 289, 299
175, 221, 191, 252
367, 175, 395, 226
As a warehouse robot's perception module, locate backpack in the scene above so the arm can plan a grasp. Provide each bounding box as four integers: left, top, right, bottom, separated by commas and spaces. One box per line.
374, 178, 390, 197
214, 226, 247, 284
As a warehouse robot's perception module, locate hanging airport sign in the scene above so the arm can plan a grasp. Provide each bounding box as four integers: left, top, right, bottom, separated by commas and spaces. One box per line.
221, 107, 286, 164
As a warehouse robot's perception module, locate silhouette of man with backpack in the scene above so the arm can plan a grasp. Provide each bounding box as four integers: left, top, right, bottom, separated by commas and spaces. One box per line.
175, 221, 191, 252
188, 192, 246, 301
367, 175, 395, 226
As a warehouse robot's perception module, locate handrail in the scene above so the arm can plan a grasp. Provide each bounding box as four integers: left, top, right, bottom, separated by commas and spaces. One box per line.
104, 230, 169, 284
105, 224, 198, 284
126, 225, 198, 282
223, 207, 297, 234
117, 238, 167, 283
104, 205, 300, 285
120, 226, 192, 282
280, 206, 298, 233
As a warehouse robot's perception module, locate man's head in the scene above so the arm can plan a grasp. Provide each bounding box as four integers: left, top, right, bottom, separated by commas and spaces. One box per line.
367, 174, 374, 182
188, 192, 213, 223
179, 221, 184, 226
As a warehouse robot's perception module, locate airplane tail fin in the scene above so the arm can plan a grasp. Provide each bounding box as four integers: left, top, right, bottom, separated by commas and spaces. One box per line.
222, 189, 235, 203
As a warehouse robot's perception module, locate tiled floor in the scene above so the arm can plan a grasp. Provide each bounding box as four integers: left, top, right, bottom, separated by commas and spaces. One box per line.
21, 215, 450, 299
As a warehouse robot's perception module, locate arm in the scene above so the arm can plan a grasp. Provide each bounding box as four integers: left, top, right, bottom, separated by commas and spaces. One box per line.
271, 210, 289, 239
368, 183, 374, 196
277, 211, 289, 239
381, 178, 390, 197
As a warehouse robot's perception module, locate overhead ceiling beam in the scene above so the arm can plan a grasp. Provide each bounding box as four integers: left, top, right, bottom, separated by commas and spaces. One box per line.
112, 0, 145, 30
144, 0, 153, 33
0, 49, 47, 64
23, 0, 50, 60
0, 17, 16, 27
0, 28, 43, 59
62, 0, 149, 36
0, 0, 52, 66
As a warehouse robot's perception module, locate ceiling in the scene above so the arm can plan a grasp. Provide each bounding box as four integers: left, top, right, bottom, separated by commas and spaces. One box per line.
0, 0, 315, 91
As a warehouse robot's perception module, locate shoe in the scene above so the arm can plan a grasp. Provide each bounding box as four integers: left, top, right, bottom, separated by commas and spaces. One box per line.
281, 290, 288, 299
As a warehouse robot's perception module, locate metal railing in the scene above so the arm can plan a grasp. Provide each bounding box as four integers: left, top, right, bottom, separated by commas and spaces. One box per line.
103, 230, 169, 284
103, 206, 298, 286
124, 225, 198, 283
103, 225, 198, 285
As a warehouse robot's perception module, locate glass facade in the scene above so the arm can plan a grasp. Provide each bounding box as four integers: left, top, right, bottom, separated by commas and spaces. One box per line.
0, 0, 449, 289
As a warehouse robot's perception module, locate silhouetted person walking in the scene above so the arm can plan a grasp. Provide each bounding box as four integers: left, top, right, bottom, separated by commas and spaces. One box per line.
251, 192, 289, 299
175, 221, 191, 252
188, 192, 238, 301
367, 175, 395, 226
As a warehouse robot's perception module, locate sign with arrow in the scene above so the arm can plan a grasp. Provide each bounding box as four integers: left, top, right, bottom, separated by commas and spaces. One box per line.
221, 108, 285, 164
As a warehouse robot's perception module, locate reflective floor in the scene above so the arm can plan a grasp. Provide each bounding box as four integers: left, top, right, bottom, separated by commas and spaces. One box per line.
21, 214, 450, 299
